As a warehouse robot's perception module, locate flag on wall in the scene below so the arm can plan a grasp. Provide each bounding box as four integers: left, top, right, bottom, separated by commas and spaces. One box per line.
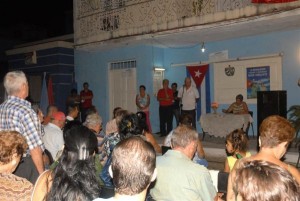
186, 64, 211, 120
47, 75, 54, 105
40, 72, 49, 115
252, 0, 297, 3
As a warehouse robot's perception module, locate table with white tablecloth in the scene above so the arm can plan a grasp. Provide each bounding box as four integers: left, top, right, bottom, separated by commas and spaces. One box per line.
199, 113, 253, 137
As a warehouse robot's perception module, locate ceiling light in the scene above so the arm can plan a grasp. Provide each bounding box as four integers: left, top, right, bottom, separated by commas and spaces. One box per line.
201, 42, 205, 53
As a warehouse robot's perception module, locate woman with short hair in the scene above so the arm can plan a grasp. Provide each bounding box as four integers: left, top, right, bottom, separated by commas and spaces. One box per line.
0, 130, 33, 201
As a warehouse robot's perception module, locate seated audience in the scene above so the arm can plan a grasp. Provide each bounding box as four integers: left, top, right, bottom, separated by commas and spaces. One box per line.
136, 111, 162, 154
233, 160, 300, 201
0, 131, 33, 201
224, 129, 250, 172
105, 107, 122, 135
150, 125, 217, 201
43, 105, 58, 125
65, 104, 79, 123
94, 136, 157, 201
227, 115, 300, 200
222, 94, 248, 114
42, 111, 66, 160
31, 125, 101, 201
84, 113, 107, 164
164, 113, 207, 167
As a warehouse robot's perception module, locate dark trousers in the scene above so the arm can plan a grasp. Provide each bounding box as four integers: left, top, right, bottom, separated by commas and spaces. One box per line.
181, 109, 196, 129
14, 156, 39, 184
172, 108, 180, 126
159, 105, 173, 136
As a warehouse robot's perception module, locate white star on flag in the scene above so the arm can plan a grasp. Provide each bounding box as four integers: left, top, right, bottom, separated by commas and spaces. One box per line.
195, 70, 201, 78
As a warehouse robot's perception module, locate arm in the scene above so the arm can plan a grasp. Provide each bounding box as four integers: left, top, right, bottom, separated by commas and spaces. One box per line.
224, 158, 230, 173
197, 139, 205, 159
241, 102, 249, 114
223, 103, 234, 113
145, 132, 162, 154
30, 146, 45, 174
136, 95, 141, 109
288, 165, 300, 184
31, 170, 52, 201
145, 94, 150, 108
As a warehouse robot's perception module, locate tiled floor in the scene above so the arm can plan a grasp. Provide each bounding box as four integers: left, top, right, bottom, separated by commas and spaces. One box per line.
154, 133, 299, 171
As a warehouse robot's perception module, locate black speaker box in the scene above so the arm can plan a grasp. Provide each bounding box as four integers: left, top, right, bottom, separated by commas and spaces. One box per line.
257, 90, 287, 144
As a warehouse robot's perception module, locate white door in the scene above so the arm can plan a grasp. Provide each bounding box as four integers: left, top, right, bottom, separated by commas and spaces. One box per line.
109, 61, 137, 119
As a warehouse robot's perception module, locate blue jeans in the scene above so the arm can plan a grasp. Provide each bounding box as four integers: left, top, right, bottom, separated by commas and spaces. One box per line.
100, 153, 114, 187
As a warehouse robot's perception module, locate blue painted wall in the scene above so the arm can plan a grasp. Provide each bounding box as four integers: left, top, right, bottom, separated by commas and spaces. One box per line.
7, 47, 74, 113
75, 28, 300, 135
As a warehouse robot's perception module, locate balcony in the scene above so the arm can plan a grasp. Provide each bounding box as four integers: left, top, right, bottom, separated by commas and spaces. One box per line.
74, 0, 300, 50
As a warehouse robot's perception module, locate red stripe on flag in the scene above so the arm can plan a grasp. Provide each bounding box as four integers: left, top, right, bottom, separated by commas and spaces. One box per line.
48, 76, 54, 105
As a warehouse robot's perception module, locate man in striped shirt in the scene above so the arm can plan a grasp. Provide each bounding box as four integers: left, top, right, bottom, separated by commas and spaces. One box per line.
0, 71, 45, 183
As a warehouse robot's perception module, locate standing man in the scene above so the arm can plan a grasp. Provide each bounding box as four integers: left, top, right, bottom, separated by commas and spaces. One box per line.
178, 77, 199, 129
171, 82, 180, 126
0, 71, 44, 183
157, 79, 173, 137
80, 82, 94, 122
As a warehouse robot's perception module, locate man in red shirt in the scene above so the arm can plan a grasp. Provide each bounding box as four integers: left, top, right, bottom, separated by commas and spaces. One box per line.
80, 82, 94, 122
157, 79, 173, 137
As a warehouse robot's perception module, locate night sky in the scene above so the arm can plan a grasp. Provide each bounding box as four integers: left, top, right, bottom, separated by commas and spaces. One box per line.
0, 0, 73, 42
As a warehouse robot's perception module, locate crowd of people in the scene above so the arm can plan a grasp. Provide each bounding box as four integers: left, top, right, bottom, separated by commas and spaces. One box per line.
0, 70, 299, 201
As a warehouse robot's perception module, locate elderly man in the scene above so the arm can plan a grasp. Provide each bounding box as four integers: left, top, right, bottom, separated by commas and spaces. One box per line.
178, 77, 199, 129
150, 125, 217, 201
157, 79, 174, 137
0, 71, 44, 183
94, 136, 157, 201
42, 111, 66, 160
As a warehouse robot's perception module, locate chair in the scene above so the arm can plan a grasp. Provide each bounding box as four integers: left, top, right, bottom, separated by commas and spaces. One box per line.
247, 111, 255, 138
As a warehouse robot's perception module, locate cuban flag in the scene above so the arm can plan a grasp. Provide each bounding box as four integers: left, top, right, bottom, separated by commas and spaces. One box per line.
186, 64, 211, 120
40, 72, 49, 115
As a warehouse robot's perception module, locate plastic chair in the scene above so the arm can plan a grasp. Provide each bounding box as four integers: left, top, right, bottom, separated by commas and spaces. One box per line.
247, 111, 255, 138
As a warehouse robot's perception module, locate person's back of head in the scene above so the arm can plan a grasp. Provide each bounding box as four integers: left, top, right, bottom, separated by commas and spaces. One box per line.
179, 113, 193, 126
136, 111, 149, 132
234, 160, 300, 201
226, 129, 248, 153
67, 104, 79, 116
259, 115, 295, 148
111, 136, 156, 196
118, 113, 143, 139
47, 105, 58, 116
171, 124, 198, 149
83, 113, 102, 134
113, 107, 122, 119
4, 71, 27, 96
48, 125, 100, 201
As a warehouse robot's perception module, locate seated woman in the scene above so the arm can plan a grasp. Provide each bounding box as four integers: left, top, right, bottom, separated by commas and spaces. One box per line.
0, 131, 33, 201
31, 125, 101, 201
227, 115, 300, 201
136, 111, 162, 154
222, 94, 249, 114
224, 129, 251, 172
233, 160, 299, 201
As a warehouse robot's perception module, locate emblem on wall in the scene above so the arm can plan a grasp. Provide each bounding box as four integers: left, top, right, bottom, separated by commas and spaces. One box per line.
225, 65, 235, 76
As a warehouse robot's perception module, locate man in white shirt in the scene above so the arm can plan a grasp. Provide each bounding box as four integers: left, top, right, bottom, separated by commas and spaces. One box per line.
178, 77, 199, 128
42, 111, 66, 160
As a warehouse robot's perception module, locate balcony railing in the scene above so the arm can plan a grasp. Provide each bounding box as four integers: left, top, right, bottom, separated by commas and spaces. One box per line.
75, 0, 299, 45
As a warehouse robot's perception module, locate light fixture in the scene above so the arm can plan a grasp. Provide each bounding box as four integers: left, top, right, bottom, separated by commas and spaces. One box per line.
153, 67, 165, 71
201, 42, 205, 53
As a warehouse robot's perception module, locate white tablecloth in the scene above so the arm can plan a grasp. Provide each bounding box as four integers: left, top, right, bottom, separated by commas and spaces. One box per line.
199, 113, 253, 137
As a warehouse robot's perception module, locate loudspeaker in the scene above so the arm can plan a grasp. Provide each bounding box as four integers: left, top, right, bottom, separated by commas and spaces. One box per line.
257, 90, 287, 136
